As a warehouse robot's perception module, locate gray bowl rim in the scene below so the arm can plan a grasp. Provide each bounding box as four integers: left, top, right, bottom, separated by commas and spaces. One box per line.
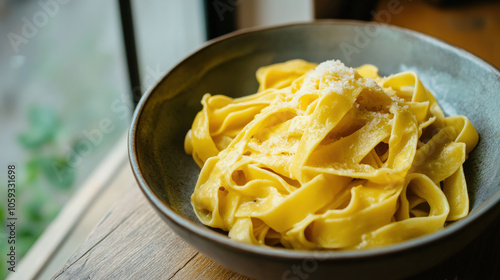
128, 19, 500, 261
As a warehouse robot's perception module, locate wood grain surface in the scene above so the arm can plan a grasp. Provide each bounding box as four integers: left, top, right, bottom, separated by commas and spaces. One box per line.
52, 175, 500, 280
51, 183, 248, 280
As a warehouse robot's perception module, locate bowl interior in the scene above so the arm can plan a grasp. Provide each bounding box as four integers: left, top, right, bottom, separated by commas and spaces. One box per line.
131, 22, 500, 248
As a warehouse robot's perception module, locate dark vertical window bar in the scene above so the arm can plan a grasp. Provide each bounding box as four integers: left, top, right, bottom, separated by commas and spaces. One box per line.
204, 0, 238, 40
118, 0, 142, 107
314, 0, 379, 21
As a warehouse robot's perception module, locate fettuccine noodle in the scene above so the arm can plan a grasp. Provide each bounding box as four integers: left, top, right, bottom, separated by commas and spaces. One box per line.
184, 59, 478, 249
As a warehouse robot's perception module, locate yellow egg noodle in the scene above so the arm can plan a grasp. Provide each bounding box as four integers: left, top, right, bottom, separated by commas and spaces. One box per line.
184, 59, 478, 249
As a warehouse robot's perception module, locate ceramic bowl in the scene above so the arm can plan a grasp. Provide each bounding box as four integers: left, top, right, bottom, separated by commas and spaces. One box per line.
129, 21, 500, 280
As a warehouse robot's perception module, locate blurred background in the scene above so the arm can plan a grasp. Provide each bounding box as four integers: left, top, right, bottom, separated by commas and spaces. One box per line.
0, 0, 498, 279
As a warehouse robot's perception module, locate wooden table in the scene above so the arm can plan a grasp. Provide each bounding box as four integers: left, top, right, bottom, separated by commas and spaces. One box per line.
50, 163, 500, 280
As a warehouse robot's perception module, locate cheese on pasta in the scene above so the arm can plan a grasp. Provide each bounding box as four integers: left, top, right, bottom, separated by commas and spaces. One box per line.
184, 59, 478, 249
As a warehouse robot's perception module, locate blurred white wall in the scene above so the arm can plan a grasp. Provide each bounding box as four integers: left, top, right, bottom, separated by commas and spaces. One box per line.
237, 0, 314, 29
132, 0, 206, 91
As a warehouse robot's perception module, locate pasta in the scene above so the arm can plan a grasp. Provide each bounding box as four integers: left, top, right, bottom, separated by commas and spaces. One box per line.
184, 59, 478, 250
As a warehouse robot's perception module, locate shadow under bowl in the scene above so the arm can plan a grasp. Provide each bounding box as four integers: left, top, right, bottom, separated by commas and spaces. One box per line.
129, 21, 500, 280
